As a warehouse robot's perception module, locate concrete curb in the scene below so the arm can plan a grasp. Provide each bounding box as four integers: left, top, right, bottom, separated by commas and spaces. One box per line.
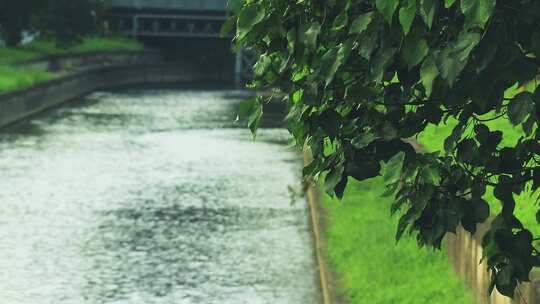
306, 181, 332, 304
303, 151, 345, 304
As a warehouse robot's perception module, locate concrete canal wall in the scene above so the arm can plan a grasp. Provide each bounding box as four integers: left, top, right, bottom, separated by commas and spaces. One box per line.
0, 50, 234, 128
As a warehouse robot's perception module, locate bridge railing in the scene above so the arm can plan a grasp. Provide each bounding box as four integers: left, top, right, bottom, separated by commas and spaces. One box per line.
111, 13, 231, 38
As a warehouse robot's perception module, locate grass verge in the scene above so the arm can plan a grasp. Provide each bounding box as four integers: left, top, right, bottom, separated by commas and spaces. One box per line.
0, 36, 144, 64
0, 36, 143, 94
0, 65, 53, 94
323, 177, 474, 304
23, 37, 144, 56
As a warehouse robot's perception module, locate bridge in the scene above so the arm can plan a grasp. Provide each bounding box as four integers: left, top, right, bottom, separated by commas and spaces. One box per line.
109, 0, 230, 38
107, 0, 251, 84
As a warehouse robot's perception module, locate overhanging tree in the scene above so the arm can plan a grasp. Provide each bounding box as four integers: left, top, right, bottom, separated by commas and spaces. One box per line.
231, 0, 540, 297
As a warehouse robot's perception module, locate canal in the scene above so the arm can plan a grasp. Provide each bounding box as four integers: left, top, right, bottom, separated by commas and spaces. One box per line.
0, 89, 320, 304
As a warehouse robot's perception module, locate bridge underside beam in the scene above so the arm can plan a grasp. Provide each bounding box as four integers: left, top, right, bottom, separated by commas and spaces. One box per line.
110, 14, 232, 39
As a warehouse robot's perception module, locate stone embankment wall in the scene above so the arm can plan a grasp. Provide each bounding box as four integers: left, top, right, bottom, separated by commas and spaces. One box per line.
0, 50, 234, 128
446, 223, 540, 304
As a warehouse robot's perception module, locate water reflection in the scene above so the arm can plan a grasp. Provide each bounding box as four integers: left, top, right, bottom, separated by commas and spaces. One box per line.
0, 90, 319, 304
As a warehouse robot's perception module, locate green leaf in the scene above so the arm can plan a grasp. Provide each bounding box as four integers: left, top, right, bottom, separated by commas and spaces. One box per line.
381, 122, 398, 139
347, 160, 381, 182
376, 0, 399, 24
457, 139, 476, 163
390, 194, 407, 212
237, 97, 256, 120
349, 12, 373, 35
332, 13, 349, 31
220, 16, 236, 37
319, 109, 341, 137
248, 99, 263, 137
473, 199, 490, 222
396, 211, 414, 241
358, 27, 378, 59
304, 22, 321, 51
438, 32, 481, 85
420, 53, 438, 97
253, 54, 272, 77
399, 0, 417, 35
402, 34, 429, 69
495, 264, 517, 297
382, 152, 406, 184
452, 32, 482, 61
320, 45, 347, 86
494, 184, 515, 218
445, 0, 457, 7
338, 39, 353, 65
369, 47, 396, 83
351, 133, 378, 149
319, 48, 339, 86
345, 85, 378, 101
334, 176, 348, 200
419, 0, 437, 28
444, 123, 465, 153
508, 92, 534, 126
237, 3, 266, 40
420, 165, 441, 186
324, 164, 345, 194
461, 0, 496, 30
534, 86, 540, 118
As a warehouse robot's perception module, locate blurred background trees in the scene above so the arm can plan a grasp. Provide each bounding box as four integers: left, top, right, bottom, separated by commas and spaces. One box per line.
0, 0, 106, 46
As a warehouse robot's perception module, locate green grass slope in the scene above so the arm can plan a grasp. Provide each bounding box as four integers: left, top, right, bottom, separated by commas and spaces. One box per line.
0, 65, 53, 93
0, 36, 143, 94
323, 177, 474, 304
0, 37, 144, 64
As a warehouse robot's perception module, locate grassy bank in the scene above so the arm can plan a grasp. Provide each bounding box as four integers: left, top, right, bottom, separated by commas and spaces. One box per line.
321, 83, 540, 303
0, 37, 144, 64
0, 37, 143, 94
323, 177, 474, 304
0, 65, 53, 93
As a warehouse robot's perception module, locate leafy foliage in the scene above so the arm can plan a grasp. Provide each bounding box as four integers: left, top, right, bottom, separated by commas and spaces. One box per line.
233, 0, 540, 297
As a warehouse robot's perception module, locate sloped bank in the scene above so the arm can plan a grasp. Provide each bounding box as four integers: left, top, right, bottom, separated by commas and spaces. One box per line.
306, 148, 540, 303
303, 151, 475, 304
0, 51, 234, 128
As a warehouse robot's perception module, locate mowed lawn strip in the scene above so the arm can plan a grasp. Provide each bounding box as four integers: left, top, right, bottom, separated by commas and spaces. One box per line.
0, 37, 144, 94
322, 177, 474, 304
0, 65, 53, 93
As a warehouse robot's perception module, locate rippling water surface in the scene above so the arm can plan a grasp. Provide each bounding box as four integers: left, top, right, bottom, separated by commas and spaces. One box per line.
0, 90, 320, 304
